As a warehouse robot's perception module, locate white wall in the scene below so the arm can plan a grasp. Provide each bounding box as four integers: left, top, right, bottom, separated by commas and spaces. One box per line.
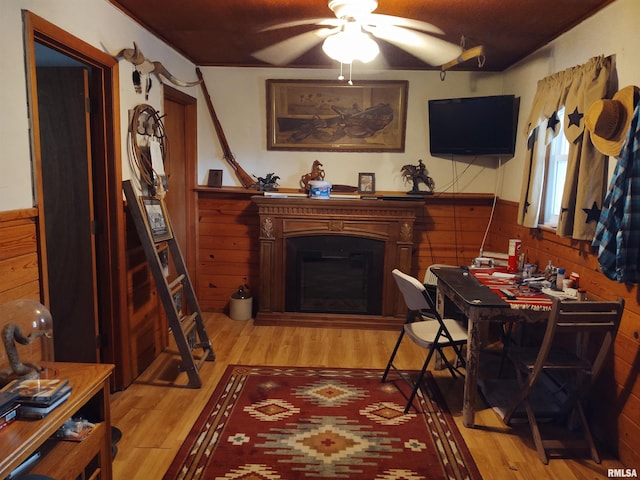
1, 0, 636, 210
195, 66, 505, 192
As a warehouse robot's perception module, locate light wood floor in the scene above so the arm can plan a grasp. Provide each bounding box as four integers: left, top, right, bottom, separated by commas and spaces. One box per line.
110, 313, 625, 479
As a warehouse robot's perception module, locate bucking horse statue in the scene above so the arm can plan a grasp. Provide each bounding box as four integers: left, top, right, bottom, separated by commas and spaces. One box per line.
401, 159, 435, 194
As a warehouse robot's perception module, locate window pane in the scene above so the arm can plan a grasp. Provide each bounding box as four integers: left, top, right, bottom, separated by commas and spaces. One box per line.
542, 108, 569, 227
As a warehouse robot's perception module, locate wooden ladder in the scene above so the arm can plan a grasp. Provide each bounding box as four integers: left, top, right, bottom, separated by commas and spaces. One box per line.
123, 180, 215, 388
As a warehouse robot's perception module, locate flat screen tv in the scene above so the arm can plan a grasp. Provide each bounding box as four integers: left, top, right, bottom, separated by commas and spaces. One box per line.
428, 94, 520, 156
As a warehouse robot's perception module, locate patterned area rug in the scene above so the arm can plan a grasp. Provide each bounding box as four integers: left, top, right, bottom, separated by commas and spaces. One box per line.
163, 365, 482, 480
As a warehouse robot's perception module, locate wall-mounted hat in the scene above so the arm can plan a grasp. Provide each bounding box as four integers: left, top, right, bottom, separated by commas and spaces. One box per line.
585, 85, 639, 156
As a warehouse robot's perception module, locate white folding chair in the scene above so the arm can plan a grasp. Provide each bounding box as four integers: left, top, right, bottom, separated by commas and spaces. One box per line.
382, 269, 468, 412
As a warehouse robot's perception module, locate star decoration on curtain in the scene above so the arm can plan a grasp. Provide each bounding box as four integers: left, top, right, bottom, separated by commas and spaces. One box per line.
567, 106, 584, 128
561, 207, 569, 220
583, 202, 601, 223
547, 111, 560, 132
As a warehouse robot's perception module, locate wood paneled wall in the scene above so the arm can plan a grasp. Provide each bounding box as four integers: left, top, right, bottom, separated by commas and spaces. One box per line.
124, 207, 169, 382
413, 193, 496, 273
485, 199, 640, 468
0, 209, 47, 371
197, 191, 260, 312
195, 189, 495, 313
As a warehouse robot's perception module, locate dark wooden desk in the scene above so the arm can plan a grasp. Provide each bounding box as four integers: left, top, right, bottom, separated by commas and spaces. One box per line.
431, 267, 549, 427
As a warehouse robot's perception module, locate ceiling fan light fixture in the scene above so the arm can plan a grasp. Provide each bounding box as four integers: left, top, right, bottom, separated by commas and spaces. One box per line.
328, 0, 378, 21
322, 23, 380, 64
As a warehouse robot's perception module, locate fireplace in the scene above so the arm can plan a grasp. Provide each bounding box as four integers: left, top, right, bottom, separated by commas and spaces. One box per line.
251, 195, 421, 329
285, 235, 384, 314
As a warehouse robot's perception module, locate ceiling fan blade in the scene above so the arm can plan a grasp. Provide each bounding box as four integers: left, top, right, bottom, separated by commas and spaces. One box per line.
367, 14, 444, 35
252, 28, 337, 66
259, 18, 340, 32
367, 25, 462, 65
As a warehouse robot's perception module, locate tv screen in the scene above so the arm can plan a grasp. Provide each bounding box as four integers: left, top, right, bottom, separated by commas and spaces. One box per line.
428, 94, 520, 156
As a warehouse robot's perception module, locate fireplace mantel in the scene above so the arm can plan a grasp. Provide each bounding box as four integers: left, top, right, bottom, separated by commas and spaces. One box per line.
251, 195, 422, 329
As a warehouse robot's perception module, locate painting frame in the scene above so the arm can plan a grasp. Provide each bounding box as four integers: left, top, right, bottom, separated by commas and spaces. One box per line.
358, 172, 376, 194
266, 79, 408, 152
141, 196, 173, 243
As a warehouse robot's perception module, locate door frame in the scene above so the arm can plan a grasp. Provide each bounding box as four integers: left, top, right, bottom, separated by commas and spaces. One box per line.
23, 11, 129, 388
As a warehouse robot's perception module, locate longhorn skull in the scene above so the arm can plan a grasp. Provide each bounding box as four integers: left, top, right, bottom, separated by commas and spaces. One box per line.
115, 42, 202, 88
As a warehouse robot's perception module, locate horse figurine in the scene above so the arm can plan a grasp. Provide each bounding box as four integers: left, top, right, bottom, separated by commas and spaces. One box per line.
300, 160, 325, 190
253, 173, 280, 192
401, 159, 435, 194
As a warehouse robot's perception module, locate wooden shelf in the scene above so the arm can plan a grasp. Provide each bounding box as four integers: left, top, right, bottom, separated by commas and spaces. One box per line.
0, 362, 114, 480
30, 422, 106, 478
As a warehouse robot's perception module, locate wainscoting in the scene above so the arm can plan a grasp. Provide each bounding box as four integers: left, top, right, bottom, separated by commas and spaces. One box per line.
0, 208, 43, 369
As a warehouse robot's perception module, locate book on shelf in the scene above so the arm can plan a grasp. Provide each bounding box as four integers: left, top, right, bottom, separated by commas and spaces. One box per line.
17, 384, 72, 408
0, 403, 19, 430
18, 386, 72, 419
1, 377, 69, 404
0, 390, 19, 410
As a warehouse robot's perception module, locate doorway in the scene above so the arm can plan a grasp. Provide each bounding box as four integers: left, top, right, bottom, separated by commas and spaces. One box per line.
36, 61, 99, 363
24, 12, 128, 387
162, 86, 198, 278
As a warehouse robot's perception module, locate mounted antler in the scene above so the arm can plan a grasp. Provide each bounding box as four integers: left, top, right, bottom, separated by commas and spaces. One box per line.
115, 42, 202, 88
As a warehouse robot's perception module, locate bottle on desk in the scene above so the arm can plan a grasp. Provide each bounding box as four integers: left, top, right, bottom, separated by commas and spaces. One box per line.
556, 268, 566, 290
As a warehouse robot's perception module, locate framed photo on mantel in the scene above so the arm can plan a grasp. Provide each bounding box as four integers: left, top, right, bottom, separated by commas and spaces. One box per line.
358, 172, 376, 194
266, 79, 408, 152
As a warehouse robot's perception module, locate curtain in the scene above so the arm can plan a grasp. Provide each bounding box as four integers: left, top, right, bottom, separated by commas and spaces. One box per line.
517, 55, 613, 240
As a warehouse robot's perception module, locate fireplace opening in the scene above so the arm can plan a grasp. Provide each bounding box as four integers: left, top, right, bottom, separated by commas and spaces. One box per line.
285, 236, 384, 314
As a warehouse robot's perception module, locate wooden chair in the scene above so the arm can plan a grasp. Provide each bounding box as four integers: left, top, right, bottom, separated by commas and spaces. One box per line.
382, 269, 468, 413
503, 297, 624, 464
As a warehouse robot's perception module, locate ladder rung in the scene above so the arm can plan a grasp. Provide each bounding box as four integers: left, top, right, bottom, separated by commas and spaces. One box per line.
195, 353, 209, 371
180, 312, 198, 336
168, 274, 186, 292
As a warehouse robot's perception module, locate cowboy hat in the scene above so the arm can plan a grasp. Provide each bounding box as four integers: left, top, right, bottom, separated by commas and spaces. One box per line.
585, 85, 639, 156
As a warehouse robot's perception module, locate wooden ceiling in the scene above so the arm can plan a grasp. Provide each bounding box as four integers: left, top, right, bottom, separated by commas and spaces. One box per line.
109, 0, 615, 72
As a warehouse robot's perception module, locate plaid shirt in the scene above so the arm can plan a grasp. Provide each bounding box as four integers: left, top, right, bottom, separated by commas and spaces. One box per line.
592, 104, 640, 283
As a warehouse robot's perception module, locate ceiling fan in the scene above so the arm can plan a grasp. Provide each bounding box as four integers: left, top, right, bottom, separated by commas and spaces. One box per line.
252, 0, 465, 68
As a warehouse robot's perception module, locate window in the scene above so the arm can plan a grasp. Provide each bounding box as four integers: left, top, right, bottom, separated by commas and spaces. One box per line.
541, 108, 569, 228
517, 55, 611, 239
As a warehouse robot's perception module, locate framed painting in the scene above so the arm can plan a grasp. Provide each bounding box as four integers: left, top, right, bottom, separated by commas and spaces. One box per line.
141, 196, 173, 243
266, 79, 408, 152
